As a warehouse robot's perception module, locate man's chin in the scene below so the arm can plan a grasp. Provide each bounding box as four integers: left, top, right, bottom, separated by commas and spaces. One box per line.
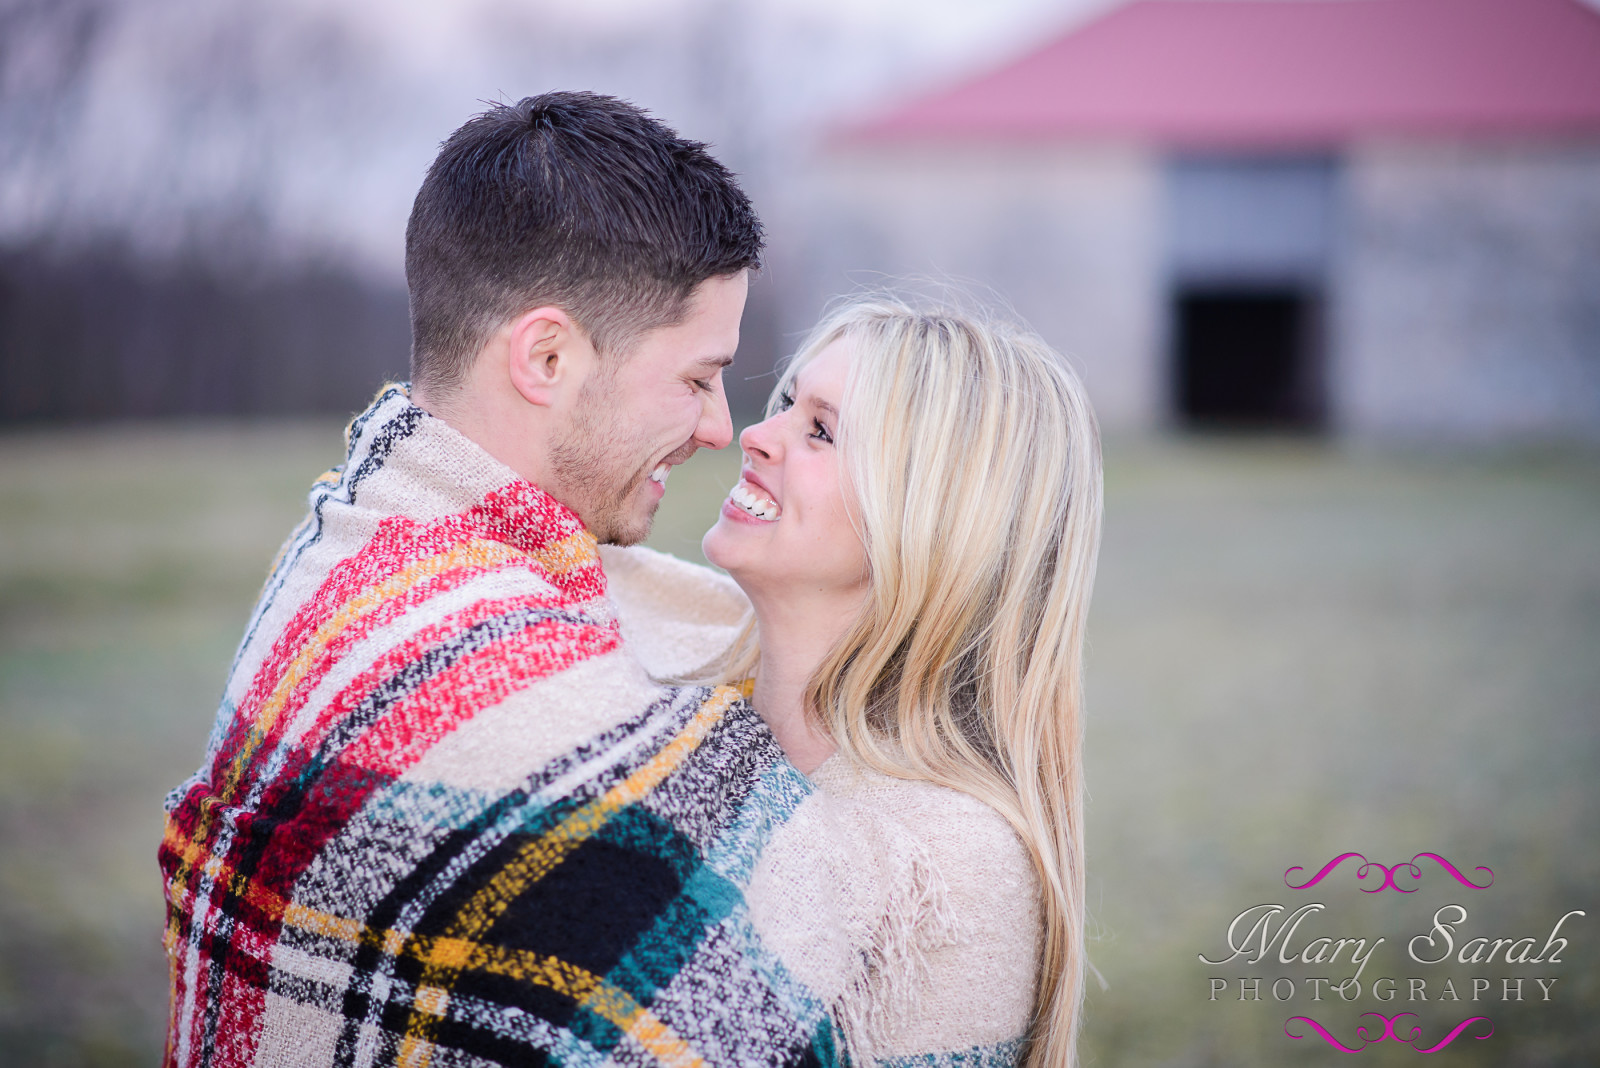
593, 494, 660, 547
602, 523, 650, 548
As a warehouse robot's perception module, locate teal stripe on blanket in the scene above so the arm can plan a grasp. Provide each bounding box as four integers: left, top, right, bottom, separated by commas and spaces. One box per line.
702, 757, 814, 886
876, 1037, 1025, 1068
599, 767, 816, 1022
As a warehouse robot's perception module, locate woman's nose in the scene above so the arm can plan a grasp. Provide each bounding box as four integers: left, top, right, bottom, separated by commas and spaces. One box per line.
739, 415, 781, 462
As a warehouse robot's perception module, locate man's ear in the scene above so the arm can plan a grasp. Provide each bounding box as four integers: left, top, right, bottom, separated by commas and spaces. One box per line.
504, 306, 593, 408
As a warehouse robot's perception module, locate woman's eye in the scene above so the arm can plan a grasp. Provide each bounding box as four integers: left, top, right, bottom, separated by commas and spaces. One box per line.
777, 390, 795, 411
810, 419, 833, 445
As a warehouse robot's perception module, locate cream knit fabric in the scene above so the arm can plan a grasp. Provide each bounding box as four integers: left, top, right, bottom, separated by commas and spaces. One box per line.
808, 758, 1041, 1061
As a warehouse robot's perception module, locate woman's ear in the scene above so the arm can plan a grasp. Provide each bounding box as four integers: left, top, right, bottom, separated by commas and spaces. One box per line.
505, 306, 595, 409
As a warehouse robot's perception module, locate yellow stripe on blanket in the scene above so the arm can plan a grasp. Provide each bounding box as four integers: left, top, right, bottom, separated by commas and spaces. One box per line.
535, 527, 602, 580
269, 905, 706, 1067
398, 940, 704, 1068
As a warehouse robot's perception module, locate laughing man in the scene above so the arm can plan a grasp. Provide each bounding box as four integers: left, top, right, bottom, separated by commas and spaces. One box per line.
159, 92, 851, 1067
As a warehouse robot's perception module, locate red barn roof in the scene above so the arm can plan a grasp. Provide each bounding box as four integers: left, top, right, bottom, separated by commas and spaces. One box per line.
844, 0, 1600, 148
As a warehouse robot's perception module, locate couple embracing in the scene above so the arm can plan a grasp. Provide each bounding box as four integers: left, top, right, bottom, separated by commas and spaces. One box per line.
159, 91, 1101, 1068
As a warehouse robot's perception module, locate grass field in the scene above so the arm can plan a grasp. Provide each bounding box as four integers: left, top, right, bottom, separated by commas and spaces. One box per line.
0, 419, 1596, 1066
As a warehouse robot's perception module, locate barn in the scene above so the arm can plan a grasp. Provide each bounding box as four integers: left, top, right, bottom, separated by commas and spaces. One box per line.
789, 0, 1600, 439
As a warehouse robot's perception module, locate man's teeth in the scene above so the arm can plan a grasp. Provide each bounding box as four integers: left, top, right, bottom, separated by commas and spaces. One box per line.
728, 482, 780, 521
649, 463, 671, 486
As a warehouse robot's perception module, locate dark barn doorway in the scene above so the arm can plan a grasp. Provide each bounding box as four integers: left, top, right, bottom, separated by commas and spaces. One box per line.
1174, 287, 1322, 429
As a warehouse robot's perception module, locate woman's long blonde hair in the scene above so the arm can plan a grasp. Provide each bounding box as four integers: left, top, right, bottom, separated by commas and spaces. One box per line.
718, 296, 1102, 1067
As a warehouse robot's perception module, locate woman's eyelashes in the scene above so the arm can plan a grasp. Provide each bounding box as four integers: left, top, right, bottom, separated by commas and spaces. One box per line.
778, 389, 833, 444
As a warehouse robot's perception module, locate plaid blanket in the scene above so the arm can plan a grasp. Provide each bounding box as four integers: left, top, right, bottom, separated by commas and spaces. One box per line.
159, 386, 846, 1068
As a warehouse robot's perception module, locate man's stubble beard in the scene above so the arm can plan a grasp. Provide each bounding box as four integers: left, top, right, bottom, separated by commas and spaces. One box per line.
548, 374, 659, 547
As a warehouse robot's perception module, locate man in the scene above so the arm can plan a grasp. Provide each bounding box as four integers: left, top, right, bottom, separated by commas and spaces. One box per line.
159, 93, 849, 1068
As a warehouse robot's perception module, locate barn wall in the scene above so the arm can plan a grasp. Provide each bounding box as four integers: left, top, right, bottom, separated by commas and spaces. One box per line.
1334, 141, 1600, 441
779, 145, 1165, 431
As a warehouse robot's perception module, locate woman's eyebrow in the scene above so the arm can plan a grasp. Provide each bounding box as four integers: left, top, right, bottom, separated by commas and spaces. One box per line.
789, 369, 837, 417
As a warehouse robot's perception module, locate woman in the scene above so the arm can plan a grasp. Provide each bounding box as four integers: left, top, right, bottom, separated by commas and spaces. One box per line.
700, 297, 1103, 1067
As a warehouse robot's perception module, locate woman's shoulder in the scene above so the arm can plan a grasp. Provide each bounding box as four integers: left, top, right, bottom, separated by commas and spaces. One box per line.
810, 757, 1034, 892
810, 757, 1041, 1063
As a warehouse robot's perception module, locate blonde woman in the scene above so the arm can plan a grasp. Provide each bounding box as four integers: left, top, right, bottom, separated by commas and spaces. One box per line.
687, 297, 1101, 1067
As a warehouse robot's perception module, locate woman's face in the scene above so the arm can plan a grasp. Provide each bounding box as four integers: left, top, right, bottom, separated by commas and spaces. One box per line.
702, 338, 868, 610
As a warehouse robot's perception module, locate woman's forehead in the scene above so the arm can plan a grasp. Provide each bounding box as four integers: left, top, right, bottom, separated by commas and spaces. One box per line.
792, 337, 852, 401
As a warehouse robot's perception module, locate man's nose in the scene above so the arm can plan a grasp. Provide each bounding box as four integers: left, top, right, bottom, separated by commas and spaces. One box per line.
695, 383, 734, 450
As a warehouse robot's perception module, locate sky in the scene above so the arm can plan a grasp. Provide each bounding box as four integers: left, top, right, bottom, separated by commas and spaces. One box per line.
3, 0, 1595, 279
0, 0, 1117, 275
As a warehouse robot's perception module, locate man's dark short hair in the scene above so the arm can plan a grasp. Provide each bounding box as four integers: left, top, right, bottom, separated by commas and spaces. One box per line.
405, 91, 764, 393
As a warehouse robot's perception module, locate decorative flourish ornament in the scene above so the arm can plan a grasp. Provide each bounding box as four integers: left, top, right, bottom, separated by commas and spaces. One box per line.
1284, 853, 1494, 892
1286, 1013, 1493, 1053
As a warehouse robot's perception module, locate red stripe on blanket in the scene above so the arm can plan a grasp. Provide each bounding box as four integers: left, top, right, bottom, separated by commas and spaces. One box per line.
340, 615, 621, 775
221, 614, 622, 914
214, 481, 605, 802
274, 593, 607, 771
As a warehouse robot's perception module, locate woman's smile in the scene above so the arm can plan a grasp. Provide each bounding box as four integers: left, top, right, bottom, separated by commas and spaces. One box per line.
724, 472, 781, 522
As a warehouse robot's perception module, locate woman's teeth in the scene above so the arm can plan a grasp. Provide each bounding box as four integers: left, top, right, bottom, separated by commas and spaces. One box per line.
649, 462, 671, 486
728, 482, 780, 521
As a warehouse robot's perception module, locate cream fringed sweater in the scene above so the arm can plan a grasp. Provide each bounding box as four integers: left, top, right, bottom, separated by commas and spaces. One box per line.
602, 544, 1043, 1067
807, 758, 1042, 1064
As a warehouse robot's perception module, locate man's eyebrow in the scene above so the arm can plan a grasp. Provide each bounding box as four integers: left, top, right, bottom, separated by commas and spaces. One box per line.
694, 355, 735, 370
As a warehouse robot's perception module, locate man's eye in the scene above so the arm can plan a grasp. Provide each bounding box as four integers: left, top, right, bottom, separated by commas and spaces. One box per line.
693, 378, 714, 392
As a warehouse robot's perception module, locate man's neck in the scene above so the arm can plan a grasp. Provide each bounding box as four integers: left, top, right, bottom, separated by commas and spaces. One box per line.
410, 379, 553, 493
